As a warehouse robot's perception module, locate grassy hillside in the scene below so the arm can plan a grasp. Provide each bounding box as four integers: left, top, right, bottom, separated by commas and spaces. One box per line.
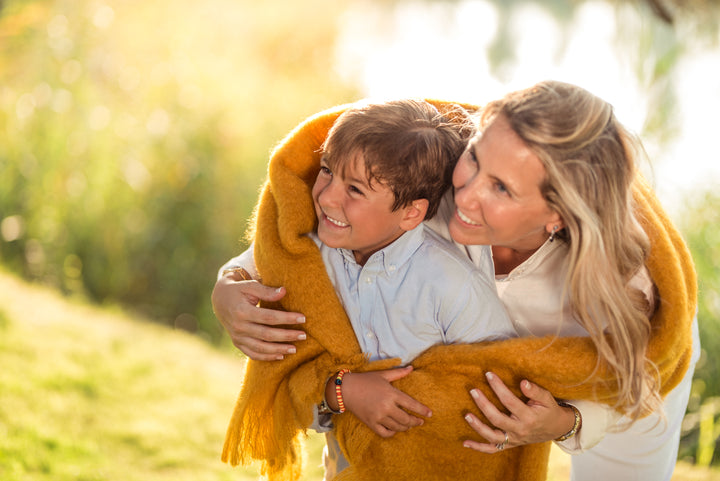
0, 270, 717, 480
0, 270, 322, 481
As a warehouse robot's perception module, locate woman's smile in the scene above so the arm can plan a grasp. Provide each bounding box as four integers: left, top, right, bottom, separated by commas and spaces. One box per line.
455, 208, 482, 226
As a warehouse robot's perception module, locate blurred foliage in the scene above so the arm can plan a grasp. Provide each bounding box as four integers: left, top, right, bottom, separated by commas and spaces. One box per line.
0, 0, 359, 340
678, 191, 720, 466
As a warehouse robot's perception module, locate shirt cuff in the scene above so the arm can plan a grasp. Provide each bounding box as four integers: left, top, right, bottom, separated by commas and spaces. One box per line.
309, 404, 334, 433
554, 399, 621, 454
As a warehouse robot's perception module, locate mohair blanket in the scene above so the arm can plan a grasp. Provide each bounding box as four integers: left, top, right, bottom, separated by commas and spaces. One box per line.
221, 101, 697, 481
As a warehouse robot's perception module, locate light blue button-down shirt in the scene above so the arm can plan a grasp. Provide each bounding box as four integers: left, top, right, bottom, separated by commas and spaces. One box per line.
311, 223, 515, 364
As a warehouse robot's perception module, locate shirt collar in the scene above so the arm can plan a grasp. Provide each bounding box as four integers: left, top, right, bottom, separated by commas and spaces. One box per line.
337, 224, 426, 275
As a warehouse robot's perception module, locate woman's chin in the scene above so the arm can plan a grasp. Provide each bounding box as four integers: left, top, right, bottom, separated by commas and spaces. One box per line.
449, 219, 485, 246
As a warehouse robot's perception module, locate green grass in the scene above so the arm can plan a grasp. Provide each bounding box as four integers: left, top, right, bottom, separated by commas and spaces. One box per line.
0, 270, 321, 481
0, 270, 717, 481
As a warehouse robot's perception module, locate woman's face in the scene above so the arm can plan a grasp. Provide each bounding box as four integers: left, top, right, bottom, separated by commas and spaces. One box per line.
449, 115, 562, 253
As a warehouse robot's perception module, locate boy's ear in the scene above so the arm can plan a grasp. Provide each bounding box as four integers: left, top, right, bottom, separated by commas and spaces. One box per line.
398, 199, 429, 231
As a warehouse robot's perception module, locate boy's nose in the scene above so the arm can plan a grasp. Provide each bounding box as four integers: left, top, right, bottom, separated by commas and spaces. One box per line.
318, 180, 341, 207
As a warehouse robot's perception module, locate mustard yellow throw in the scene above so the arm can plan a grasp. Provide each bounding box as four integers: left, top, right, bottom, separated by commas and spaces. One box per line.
221, 101, 697, 481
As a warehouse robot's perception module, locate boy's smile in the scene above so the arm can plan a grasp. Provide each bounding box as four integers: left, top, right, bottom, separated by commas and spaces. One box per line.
322, 213, 349, 228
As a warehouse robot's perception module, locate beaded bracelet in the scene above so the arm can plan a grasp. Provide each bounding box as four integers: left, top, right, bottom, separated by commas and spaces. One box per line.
334, 369, 351, 414
555, 402, 582, 442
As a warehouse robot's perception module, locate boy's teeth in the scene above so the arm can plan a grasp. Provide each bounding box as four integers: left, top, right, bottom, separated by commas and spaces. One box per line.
327, 215, 348, 227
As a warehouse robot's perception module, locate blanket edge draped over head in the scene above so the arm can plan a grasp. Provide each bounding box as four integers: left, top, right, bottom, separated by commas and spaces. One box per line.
221, 100, 697, 481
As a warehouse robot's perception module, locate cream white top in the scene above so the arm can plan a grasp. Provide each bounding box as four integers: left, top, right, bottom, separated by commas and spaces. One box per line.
429, 191, 657, 452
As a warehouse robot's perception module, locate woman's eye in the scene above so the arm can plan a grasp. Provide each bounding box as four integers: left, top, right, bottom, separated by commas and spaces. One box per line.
495, 182, 508, 194
469, 149, 478, 163
349, 185, 363, 195
319, 166, 332, 175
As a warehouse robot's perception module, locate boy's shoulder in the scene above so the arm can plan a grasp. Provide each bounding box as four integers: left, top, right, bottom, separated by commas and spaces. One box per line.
413, 225, 492, 279
403, 227, 496, 296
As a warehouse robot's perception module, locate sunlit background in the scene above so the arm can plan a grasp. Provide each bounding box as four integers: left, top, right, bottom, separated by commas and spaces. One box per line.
1, 0, 720, 478
334, 1, 720, 215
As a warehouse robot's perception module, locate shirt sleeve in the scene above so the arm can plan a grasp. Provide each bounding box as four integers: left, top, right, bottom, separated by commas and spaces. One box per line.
216, 243, 258, 281
554, 399, 622, 453
309, 405, 334, 433
443, 270, 517, 344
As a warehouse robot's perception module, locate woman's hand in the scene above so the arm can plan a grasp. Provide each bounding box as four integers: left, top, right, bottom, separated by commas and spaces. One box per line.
336, 367, 432, 438
462, 371, 576, 452
211, 273, 307, 361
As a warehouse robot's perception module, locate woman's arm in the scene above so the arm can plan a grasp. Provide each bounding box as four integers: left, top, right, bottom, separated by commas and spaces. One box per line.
212, 246, 307, 360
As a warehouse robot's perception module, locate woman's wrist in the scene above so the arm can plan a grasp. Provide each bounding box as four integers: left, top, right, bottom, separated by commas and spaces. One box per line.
555, 402, 582, 442
221, 266, 254, 281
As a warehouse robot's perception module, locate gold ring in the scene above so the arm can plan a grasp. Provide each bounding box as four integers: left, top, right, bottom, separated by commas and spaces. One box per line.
495, 431, 509, 451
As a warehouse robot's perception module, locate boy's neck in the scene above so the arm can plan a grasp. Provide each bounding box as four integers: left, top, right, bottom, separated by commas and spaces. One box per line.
352, 230, 409, 266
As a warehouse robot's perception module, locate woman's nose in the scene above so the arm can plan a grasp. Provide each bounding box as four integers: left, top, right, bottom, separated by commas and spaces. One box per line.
455, 175, 483, 210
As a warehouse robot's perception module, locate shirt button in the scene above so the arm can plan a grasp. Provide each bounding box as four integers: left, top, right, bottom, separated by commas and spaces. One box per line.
366, 331, 375, 339
388, 265, 396, 272
365, 277, 373, 284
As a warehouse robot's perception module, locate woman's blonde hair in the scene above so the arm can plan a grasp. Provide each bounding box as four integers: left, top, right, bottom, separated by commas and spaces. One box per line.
480, 80, 661, 421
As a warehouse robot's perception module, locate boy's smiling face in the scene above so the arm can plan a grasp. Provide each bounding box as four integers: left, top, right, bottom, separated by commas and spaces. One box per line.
312, 152, 408, 266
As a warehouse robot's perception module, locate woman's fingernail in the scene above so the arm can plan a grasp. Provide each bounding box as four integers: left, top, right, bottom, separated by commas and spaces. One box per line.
287, 346, 296, 354
485, 372, 494, 381
465, 414, 474, 423
297, 333, 306, 340
297, 316, 306, 324
470, 389, 480, 399
523, 380, 531, 389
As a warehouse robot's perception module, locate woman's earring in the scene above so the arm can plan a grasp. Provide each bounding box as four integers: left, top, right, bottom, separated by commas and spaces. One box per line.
549, 225, 559, 243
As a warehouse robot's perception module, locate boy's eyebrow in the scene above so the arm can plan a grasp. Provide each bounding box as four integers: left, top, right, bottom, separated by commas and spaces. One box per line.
346, 171, 370, 185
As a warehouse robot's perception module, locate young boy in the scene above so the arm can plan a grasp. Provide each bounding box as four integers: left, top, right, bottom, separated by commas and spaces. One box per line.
307, 99, 516, 478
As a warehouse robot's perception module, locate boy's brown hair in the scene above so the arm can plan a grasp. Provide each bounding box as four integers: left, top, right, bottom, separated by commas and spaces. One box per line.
320, 99, 472, 219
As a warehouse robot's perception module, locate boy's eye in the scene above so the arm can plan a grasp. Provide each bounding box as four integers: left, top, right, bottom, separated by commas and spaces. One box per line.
348, 185, 363, 195
495, 181, 508, 194
319, 166, 332, 176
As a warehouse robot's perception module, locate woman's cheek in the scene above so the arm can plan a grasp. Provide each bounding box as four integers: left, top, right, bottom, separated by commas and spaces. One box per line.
452, 157, 471, 189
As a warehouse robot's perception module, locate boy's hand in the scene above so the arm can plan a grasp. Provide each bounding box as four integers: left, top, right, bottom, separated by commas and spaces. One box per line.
341, 367, 432, 438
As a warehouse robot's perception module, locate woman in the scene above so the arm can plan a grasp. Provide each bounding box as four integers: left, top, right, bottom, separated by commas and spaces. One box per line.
215, 81, 698, 480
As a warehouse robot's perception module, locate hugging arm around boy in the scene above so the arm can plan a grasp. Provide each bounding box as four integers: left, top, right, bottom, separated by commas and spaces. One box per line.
221, 102, 696, 481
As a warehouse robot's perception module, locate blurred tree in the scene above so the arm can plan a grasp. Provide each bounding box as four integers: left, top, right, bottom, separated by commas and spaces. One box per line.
0, 0, 359, 340
678, 191, 720, 466
680, 192, 720, 399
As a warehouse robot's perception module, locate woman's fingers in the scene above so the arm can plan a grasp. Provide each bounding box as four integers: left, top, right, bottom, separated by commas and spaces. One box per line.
212, 277, 308, 360
466, 373, 574, 448
484, 371, 529, 414
467, 384, 515, 433
232, 333, 297, 361
519, 378, 556, 407
463, 412, 510, 452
